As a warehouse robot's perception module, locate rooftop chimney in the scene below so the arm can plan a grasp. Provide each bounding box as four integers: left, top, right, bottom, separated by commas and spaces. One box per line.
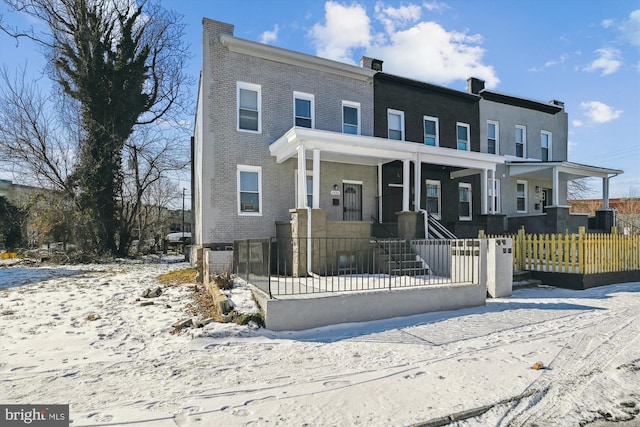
360, 56, 383, 71
550, 100, 565, 110
467, 77, 485, 95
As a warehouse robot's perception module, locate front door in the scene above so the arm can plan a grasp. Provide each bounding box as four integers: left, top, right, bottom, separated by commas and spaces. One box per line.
343, 183, 362, 221
542, 188, 552, 213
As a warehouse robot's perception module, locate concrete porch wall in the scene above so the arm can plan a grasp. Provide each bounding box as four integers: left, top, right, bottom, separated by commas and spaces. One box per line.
252, 283, 486, 331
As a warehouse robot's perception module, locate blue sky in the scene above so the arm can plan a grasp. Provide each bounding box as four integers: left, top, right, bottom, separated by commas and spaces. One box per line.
1, 0, 639, 198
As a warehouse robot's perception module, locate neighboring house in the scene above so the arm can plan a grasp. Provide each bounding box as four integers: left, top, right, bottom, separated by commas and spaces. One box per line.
192, 18, 624, 256
570, 198, 640, 235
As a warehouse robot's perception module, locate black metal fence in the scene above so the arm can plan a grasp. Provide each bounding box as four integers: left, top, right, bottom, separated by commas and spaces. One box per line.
234, 237, 481, 298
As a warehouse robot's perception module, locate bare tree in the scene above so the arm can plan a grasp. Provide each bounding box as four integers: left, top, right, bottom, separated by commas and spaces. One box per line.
1, 0, 191, 255
567, 178, 596, 201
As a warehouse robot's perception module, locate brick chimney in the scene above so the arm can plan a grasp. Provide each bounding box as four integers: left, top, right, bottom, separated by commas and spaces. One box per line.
467, 77, 485, 95
360, 56, 383, 71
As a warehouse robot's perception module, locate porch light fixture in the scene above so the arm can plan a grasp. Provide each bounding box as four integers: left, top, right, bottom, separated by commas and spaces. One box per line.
333, 184, 339, 190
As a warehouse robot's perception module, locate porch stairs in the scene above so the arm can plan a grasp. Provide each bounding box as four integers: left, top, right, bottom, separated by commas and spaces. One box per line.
426, 213, 457, 239
374, 239, 430, 277
513, 269, 542, 289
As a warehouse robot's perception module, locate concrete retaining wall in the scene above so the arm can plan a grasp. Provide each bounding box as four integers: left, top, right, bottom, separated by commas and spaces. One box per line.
253, 283, 486, 331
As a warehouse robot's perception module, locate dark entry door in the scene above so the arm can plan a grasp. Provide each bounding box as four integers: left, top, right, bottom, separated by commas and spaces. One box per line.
343, 183, 362, 221
543, 188, 552, 213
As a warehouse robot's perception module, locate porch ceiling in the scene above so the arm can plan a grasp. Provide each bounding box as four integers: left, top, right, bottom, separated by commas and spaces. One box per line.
507, 161, 623, 181
270, 127, 505, 170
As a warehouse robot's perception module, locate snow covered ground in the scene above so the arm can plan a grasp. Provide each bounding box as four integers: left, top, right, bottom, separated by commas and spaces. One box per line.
1, 259, 639, 426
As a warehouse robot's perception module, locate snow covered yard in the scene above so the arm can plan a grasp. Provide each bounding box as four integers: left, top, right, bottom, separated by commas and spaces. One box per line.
1, 260, 639, 426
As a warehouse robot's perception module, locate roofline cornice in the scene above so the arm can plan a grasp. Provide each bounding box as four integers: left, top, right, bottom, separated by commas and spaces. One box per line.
220, 34, 376, 82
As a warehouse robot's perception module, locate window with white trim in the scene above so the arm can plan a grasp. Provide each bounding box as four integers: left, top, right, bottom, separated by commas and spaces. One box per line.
388, 109, 404, 140
490, 179, 501, 213
425, 179, 441, 219
515, 125, 526, 158
237, 82, 261, 133
459, 183, 472, 221
541, 131, 552, 161
342, 101, 360, 135
457, 122, 470, 151
294, 170, 314, 208
294, 92, 314, 128
424, 116, 439, 146
487, 120, 499, 154
237, 165, 262, 215
516, 180, 527, 213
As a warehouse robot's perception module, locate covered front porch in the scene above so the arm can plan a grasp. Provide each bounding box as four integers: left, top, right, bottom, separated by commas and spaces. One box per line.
270, 127, 505, 239
506, 161, 623, 234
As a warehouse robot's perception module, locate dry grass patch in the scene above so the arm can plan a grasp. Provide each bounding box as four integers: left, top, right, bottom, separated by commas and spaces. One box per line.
157, 268, 197, 287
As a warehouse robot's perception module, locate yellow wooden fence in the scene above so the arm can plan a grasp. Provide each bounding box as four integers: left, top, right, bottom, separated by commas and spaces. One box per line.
480, 227, 640, 274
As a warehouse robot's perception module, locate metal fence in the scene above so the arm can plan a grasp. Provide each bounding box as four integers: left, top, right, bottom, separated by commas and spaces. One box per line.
234, 237, 481, 298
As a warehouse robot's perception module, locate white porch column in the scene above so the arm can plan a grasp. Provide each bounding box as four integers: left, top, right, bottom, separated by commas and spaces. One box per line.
377, 163, 383, 221
414, 154, 421, 212
603, 177, 610, 209
312, 149, 320, 209
297, 145, 307, 208
552, 166, 559, 206
481, 169, 488, 215
402, 159, 410, 212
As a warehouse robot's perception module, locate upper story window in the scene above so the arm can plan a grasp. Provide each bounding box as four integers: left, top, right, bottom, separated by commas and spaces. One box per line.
458, 183, 472, 221
294, 92, 314, 128
342, 101, 361, 135
237, 82, 261, 133
457, 122, 470, 151
387, 109, 404, 140
424, 116, 439, 146
541, 131, 552, 161
237, 165, 262, 215
487, 120, 499, 154
515, 125, 526, 158
516, 180, 527, 213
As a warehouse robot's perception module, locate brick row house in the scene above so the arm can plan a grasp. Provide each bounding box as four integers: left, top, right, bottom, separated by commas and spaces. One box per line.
192, 18, 622, 258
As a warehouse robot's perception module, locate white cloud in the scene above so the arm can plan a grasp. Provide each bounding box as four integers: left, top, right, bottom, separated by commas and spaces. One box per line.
374, 2, 421, 33
580, 101, 622, 124
572, 120, 583, 127
584, 48, 622, 76
309, 1, 371, 64
601, 19, 614, 29
620, 9, 640, 47
529, 54, 569, 72
423, 1, 449, 12
260, 25, 279, 45
309, 1, 499, 88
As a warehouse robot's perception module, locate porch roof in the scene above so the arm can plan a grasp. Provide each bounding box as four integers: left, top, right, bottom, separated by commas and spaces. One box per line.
270, 127, 505, 171
506, 161, 623, 181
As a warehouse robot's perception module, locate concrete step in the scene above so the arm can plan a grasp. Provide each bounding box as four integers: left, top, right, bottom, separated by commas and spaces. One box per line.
513, 279, 543, 289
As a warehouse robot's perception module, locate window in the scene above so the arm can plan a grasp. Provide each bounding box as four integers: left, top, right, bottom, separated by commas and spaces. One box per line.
516, 180, 527, 213
425, 180, 441, 219
457, 122, 470, 151
490, 179, 501, 213
388, 109, 404, 140
458, 183, 472, 221
294, 92, 314, 128
487, 121, 499, 154
342, 101, 360, 135
424, 116, 439, 146
237, 165, 262, 215
515, 125, 526, 158
294, 170, 314, 208
237, 82, 261, 133
541, 131, 552, 161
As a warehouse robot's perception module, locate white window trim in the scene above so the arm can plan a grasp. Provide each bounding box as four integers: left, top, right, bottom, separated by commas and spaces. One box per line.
457, 122, 470, 151
237, 81, 261, 134
516, 180, 528, 213
515, 125, 527, 158
387, 109, 405, 141
342, 100, 361, 135
237, 165, 262, 216
541, 130, 552, 161
425, 179, 441, 219
294, 170, 314, 208
459, 182, 472, 221
293, 91, 315, 129
487, 120, 499, 155
423, 115, 439, 146
491, 179, 501, 214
